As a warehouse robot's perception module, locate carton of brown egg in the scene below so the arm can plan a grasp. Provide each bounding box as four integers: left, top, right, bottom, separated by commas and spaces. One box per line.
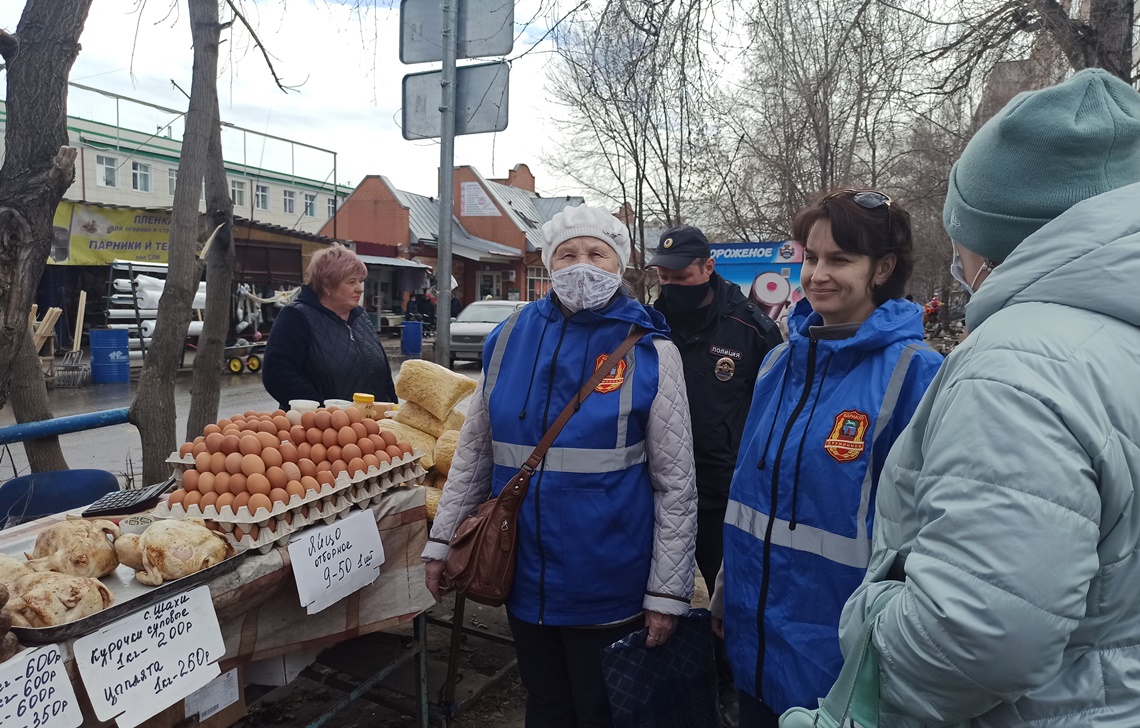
158, 407, 425, 552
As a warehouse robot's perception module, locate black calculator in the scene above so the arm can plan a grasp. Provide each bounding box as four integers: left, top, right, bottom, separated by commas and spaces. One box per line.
82, 475, 177, 518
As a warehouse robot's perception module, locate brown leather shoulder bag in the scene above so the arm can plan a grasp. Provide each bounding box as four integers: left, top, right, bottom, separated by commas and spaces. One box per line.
442, 325, 648, 607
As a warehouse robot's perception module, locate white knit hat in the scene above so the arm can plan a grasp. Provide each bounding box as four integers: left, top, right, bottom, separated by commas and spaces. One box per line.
540, 204, 631, 271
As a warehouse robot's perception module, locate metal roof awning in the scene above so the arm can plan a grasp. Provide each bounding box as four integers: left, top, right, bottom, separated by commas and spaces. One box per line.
358, 254, 432, 270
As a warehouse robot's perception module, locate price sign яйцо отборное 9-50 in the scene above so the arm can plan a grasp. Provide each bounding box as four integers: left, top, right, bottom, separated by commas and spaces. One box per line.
288, 508, 385, 615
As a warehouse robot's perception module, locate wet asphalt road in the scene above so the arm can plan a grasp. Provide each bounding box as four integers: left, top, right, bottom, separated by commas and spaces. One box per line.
0, 346, 480, 483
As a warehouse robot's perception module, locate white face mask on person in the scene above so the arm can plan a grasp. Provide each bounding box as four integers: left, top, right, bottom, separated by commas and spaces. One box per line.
950, 246, 993, 296
551, 263, 623, 312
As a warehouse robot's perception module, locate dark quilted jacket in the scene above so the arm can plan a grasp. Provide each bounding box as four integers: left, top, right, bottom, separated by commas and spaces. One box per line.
263, 285, 397, 409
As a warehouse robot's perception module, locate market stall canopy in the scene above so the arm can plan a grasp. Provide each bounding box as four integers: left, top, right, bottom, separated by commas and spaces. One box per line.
358, 255, 432, 270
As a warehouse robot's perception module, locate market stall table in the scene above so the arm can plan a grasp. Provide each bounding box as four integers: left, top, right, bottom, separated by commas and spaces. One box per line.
0, 486, 436, 728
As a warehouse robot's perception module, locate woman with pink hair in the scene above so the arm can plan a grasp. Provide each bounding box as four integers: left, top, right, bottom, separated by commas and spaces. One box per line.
263, 244, 396, 409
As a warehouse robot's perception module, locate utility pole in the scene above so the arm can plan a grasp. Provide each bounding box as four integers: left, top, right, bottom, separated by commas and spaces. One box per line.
435, 0, 458, 368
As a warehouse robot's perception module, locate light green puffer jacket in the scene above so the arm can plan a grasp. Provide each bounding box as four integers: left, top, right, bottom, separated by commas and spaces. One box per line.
839, 180, 1140, 727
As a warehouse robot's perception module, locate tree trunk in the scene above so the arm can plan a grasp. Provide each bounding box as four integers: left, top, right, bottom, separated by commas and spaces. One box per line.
1086, 0, 1135, 81
186, 118, 236, 440
10, 330, 68, 472
0, 0, 91, 410
129, 0, 221, 484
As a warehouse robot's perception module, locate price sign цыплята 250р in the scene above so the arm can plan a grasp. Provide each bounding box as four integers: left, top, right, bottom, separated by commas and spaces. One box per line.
289, 508, 385, 615
0, 644, 83, 728
74, 585, 225, 728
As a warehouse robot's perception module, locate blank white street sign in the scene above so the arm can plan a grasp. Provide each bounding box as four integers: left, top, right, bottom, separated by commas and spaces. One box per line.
402, 62, 510, 140
400, 0, 515, 64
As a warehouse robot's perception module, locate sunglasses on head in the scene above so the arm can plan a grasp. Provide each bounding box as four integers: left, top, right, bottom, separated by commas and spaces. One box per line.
825, 189, 893, 241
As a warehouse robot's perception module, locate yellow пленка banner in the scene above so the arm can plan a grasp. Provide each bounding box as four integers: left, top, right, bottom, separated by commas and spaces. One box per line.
48, 201, 173, 266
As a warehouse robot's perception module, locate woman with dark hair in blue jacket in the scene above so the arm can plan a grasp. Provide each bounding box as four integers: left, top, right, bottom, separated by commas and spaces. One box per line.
710, 191, 943, 727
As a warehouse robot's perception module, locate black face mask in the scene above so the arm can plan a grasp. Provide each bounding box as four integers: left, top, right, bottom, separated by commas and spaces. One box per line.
659, 281, 711, 312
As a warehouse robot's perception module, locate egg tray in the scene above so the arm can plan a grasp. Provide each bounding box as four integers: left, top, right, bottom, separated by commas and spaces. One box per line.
222, 494, 355, 555
347, 463, 428, 509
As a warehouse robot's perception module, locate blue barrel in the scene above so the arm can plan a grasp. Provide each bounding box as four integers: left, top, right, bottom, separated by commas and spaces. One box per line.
90, 328, 130, 383
400, 321, 423, 358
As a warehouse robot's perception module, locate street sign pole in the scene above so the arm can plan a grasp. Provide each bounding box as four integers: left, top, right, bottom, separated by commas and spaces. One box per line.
436, 0, 458, 368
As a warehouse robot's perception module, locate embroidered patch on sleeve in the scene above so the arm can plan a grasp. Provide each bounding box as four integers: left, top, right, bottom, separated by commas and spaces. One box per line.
824, 410, 870, 463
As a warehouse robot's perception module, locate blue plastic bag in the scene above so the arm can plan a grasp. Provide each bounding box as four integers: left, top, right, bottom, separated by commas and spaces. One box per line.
601, 609, 719, 728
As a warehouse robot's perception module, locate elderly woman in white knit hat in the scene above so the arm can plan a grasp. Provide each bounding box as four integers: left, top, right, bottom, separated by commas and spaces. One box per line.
423, 204, 698, 727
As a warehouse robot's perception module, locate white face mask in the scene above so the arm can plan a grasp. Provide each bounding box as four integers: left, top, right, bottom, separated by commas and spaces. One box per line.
950, 246, 993, 296
551, 263, 623, 313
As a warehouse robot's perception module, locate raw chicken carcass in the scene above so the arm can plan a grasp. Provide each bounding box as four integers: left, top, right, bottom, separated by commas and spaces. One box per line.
3, 572, 113, 627
0, 583, 19, 663
25, 520, 120, 578
115, 519, 232, 586
0, 553, 32, 587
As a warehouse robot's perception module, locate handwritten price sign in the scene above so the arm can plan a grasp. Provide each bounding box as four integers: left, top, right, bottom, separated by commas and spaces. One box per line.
289, 509, 385, 614
75, 585, 224, 728
0, 645, 82, 728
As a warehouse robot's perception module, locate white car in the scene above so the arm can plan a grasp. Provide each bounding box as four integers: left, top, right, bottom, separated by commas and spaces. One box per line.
449, 300, 527, 367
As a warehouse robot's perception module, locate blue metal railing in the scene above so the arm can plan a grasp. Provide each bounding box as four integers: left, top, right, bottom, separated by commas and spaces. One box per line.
0, 407, 130, 445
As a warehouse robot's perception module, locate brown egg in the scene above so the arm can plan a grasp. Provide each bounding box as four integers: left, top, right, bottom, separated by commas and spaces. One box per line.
215, 492, 235, 513
209, 451, 227, 474
289, 425, 307, 445
357, 437, 375, 456
213, 472, 231, 494
375, 450, 391, 465
385, 445, 403, 460
317, 460, 333, 473
198, 471, 216, 494
369, 434, 386, 451
229, 473, 248, 494
195, 451, 212, 471
306, 427, 324, 445
182, 469, 200, 491
278, 441, 299, 463
272, 415, 291, 433
265, 466, 288, 490
337, 426, 358, 447
168, 489, 187, 506
269, 487, 290, 505
351, 422, 368, 440
341, 443, 362, 462
298, 458, 317, 478
179, 442, 195, 458
285, 480, 306, 500
204, 432, 224, 453
244, 410, 259, 418
278, 430, 292, 443
200, 492, 219, 510
316, 470, 335, 486
314, 410, 333, 430
257, 420, 277, 434
239, 435, 262, 456
362, 418, 380, 436
281, 461, 302, 482
297, 442, 312, 460
346, 407, 364, 424
321, 428, 339, 448
282, 510, 294, 525
222, 426, 242, 438
398, 442, 413, 455
225, 451, 244, 475
326, 445, 342, 463
272, 409, 286, 418
309, 443, 327, 464
184, 490, 203, 508
204, 424, 223, 437
261, 519, 275, 535
348, 457, 367, 476
332, 459, 349, 475
379, 431, 398, 447
194, 435, 206, 445
246, 472, 271, 496
330, 409, 351, 431
256, 431, 279, 450
234, 524, 259, 541
248, 492, 273, 516
233, 491, 251, 510
363, 454, 381, 471
300, 475, 321, 492
300, 411, 317, 429
241, 453, 266, 476
261, 447, 283, 469
221, 434, 241, 455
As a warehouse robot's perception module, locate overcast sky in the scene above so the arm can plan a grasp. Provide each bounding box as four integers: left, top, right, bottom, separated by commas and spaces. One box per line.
1, 0, 580, 199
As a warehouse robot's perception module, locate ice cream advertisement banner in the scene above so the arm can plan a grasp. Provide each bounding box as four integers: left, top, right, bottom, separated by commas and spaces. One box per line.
711, 241, 804, 322
49, 202, 175, 266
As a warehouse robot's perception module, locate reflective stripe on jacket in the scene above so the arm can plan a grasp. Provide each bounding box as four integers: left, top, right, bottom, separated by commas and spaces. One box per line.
722, 297, 942, 712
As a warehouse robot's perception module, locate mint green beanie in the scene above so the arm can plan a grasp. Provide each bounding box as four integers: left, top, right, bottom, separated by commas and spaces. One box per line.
944, 68, 1140, 261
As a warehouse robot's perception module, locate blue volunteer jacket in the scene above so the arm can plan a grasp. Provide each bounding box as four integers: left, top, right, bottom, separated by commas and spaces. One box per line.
482, 293, 669, 626
722, 297, 942, 712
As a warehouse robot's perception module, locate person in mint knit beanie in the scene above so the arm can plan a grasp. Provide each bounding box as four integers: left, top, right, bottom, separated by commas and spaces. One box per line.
816, 68, 1140, 728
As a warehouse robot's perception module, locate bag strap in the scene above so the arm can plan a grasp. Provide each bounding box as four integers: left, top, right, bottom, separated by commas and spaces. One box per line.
520, 325, 649, 474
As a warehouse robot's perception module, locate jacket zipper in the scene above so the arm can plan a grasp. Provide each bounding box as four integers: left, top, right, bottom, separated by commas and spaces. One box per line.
535, 317, 570, 625
754, 338, 818, 701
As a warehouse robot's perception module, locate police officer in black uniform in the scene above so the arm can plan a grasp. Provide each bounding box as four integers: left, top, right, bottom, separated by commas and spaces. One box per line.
649, 226, 782, 726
